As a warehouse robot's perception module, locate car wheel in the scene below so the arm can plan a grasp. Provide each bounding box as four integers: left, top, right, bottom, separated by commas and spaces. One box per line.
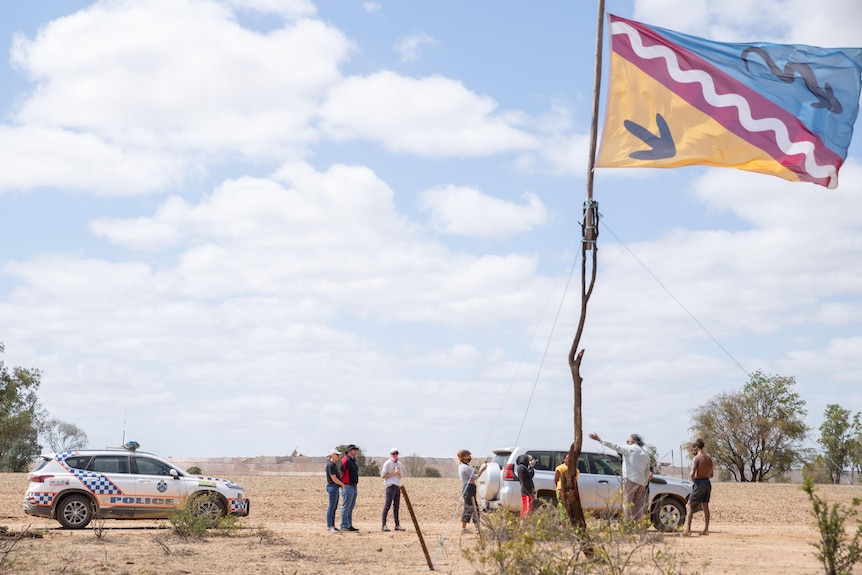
478, 462, 501, 502
192, 492, 226, 525
57, 494, 95, 529
651, 496, 685, 532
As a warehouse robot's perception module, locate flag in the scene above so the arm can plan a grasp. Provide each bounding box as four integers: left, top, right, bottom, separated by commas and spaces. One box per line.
596, 14, 862, 188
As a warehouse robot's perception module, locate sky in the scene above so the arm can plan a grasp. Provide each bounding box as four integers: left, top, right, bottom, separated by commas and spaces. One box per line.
1, 0, 861, 462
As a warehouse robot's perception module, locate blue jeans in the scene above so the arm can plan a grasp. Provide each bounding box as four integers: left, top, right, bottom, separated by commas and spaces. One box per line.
340, 484, 357, 529
326, 484, 340, 528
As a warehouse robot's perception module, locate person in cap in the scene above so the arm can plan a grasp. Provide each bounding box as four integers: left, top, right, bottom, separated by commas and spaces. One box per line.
325, 449, 344, 532
588, 432, 652, 522
380, 447, 405, 532
340, 444, 361, 531
457, 449, 486, 532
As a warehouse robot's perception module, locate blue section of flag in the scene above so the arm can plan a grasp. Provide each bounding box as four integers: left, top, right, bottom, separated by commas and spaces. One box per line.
639, 21, 862, 159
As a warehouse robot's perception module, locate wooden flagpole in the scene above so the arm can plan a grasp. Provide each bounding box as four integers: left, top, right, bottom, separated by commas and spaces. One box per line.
562, 0, 606, 533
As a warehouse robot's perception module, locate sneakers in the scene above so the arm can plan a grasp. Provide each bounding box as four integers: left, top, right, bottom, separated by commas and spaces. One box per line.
346, 526, 360, 532
394, 525, 406, 531
382, 525, 391, 532
327, 527, 339, 532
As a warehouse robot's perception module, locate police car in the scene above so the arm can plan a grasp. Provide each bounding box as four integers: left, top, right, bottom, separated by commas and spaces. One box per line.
23, 442, 250, 529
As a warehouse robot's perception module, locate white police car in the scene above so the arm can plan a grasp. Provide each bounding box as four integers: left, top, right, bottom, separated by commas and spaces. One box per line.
23, 442, 250, 529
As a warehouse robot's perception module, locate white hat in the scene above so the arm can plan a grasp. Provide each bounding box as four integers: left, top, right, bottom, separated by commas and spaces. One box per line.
390, 447, 399, 454
327, 449, 341, 456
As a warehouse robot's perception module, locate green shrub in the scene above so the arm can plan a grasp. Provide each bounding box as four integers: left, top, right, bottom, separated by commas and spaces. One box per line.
423, 467, 442, 478
169, 492, 239, 538
186, 466, 202, 475
804, 478, 862, 575
463, 506, 702, 575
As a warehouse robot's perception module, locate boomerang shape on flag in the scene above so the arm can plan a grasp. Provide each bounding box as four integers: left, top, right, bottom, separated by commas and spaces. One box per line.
596, 14, 862, 188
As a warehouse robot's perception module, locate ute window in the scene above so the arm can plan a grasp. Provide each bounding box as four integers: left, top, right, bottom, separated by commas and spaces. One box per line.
88, 455, 130, 474
135, 457, 174, 476
526, 451, 554, 471
588, 453, 621, 476
577, 455, 589, 474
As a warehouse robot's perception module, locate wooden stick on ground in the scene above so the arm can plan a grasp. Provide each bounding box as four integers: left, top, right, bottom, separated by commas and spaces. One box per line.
401, 485, 434, 571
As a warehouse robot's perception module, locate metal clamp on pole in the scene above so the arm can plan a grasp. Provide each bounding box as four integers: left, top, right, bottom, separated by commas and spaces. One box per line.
582, 198, 599, 249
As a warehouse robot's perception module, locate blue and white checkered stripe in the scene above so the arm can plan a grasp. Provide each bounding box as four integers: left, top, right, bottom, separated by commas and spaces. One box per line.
230, 498, 248, 513
68, 469, 123, 495
27, 492, 55, 506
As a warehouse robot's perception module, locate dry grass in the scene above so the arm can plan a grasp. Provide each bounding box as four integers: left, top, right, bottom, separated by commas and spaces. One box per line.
1, 473, 860, 574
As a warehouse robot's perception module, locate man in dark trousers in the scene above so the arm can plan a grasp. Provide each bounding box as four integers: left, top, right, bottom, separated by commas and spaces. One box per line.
340, 444, 360, 531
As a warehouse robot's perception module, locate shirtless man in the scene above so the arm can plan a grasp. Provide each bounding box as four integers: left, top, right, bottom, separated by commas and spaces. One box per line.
684, 437, 714, 536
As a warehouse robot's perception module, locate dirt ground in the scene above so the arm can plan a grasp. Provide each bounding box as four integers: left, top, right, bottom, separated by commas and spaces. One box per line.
1, 473, 859, 575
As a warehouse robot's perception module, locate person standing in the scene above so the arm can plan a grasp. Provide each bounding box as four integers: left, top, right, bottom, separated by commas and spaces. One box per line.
554, 453, 577, 519
325, 448, 344, 532
340, 444, 360, 532
516, 454, 536, 517
457, 449, 485, 532
588, 432, 652, 522
684, 437, 714, 536
380, 447, 406, 532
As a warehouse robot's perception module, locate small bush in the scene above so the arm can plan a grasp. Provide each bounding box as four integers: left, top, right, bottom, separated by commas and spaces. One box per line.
804, 478, 862, 575
463, 506, 702, 575
423, 467, 442, 478
169, 492, 239, 538
186, 466, 202, 475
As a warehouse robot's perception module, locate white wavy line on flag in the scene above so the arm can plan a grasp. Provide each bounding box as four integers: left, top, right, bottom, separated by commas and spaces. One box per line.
612, 20, 837, 186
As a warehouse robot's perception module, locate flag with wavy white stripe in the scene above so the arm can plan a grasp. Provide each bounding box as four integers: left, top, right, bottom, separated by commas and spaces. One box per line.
597, 14, 862, 188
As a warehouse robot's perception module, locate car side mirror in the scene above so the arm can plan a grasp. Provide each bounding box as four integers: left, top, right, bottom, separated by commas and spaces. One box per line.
170, 468, 180, 479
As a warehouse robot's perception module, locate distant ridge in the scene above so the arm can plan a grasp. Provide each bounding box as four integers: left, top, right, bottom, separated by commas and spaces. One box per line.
167, 455, 461, 478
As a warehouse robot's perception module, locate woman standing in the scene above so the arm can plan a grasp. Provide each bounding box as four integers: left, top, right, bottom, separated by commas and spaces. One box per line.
325, 449, 344, 532
457, 449, 485, 532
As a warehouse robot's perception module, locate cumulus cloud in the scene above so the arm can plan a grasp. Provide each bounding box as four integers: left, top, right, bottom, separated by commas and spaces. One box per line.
320, 71, 539, 156
395, 33, 438, 62
420, 185, 548, 238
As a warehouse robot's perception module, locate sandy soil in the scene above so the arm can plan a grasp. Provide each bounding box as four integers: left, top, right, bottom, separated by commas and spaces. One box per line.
1, 473, 858, 574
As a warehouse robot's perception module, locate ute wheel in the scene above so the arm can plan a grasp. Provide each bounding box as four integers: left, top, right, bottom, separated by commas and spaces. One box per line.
651, 496, 685, 532
193, 492, 227, 525
57, 494, 95, 529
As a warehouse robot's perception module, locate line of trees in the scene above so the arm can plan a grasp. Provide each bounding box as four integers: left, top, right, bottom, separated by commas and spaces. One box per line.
690, 369, 861, 484
0, 343, 88, 471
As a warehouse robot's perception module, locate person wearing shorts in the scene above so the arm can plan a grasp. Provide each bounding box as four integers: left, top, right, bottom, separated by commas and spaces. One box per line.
685, 438, 714, 536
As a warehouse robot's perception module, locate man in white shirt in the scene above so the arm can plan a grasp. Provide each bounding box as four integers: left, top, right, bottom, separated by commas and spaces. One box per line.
588, 432, 652, 522
380, 447, 406, 532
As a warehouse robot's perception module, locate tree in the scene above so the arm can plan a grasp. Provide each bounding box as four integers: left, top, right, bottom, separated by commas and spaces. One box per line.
401, 453, 427, 478
423, 467, 441, 478
689, 370, 810, 482
818, 404, 861, 484
0, 343, 46, 471
41, 419, 89, 453
335, 445, 380, 477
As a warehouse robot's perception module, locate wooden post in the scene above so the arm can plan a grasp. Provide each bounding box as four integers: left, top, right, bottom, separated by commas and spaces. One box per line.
401, 485, 434, 571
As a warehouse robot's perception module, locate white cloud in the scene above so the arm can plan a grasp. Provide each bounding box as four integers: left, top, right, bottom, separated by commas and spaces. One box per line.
395, 33, 438, 62
0, 125, 189, 194
319, 71, 539, 156
634, 0, 862, 44
7, 0, 351, 182
363, 2, 381, 13
225, 0, 317, 18
420, 185, 548, 238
